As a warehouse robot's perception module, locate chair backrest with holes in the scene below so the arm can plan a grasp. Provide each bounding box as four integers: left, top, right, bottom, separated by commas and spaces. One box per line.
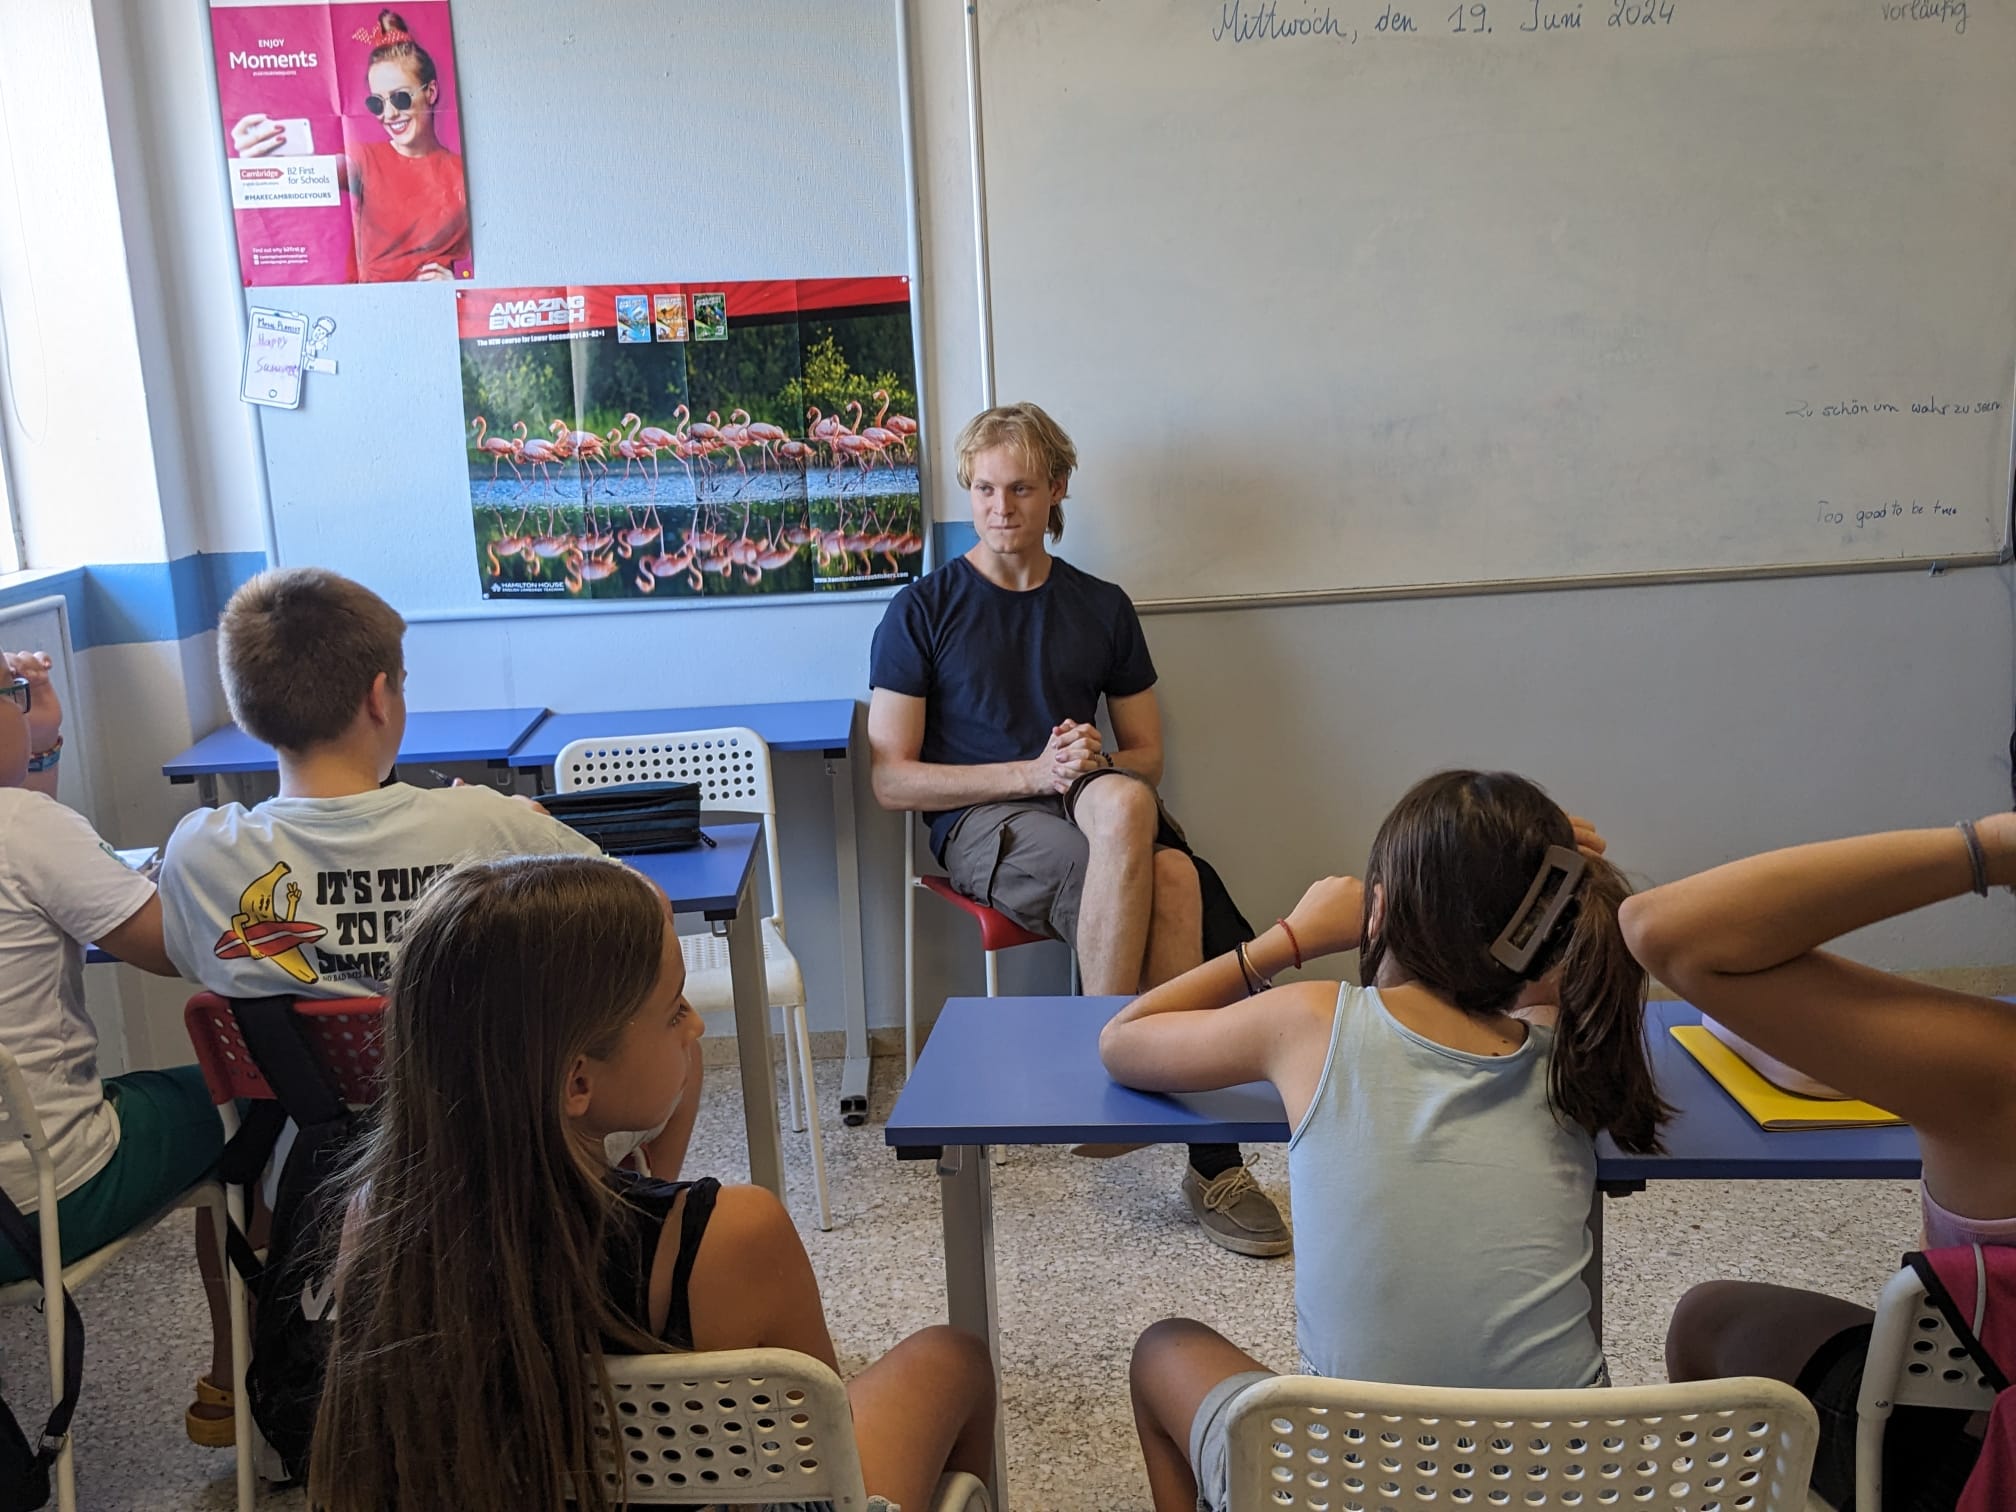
1224, 1373, 1820, 1512
592, 1349, 871, 1508
183, 993, 389, 1108
1862, 1263, 2001, 1418
555, 728, 784, 927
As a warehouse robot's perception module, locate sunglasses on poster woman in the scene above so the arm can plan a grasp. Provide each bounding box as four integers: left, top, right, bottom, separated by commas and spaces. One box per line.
1, 677, 29, 715
364, 84, 433, 117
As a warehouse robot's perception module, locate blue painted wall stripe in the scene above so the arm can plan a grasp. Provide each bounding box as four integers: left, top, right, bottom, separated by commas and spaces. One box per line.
0, 551, 268, 650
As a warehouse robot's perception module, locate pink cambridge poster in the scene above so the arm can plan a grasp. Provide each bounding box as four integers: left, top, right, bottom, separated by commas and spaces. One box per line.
209, 1, 473, 287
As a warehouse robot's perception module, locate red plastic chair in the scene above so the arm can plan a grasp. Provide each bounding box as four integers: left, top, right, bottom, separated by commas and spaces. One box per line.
902, 814, 1053, 1074
183, 993, 390, 1137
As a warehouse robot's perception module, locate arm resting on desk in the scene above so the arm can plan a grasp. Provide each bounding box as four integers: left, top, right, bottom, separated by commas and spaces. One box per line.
1100, 913, 1340, 1129
1619, 820, 2016, 1149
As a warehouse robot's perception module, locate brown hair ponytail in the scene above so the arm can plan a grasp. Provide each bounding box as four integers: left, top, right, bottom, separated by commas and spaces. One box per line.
1360, 770, 1672, 1155
1548, 854, 1671, 1155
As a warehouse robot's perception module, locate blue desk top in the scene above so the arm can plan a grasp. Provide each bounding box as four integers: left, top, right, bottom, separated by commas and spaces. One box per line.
511, 699, 857, 766
886, 997, 1923, 1185
163, 708, 549, 778
625, 824, 762, 919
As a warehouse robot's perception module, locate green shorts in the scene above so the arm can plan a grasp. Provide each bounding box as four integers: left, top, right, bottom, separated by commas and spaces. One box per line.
0, 1066, 223, 1284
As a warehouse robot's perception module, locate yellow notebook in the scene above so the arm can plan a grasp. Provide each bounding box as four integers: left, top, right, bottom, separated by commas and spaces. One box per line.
1671, 1026, 1903, 1130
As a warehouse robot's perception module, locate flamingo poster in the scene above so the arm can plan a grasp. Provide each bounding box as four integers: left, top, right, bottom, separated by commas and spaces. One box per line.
456, 277, 924, 603
210, 0, 473, 286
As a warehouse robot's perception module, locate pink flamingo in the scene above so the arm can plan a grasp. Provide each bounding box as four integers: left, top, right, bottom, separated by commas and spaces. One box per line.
873, 389, 918, 457
716, 411, 755, 477
738, 411, 791, 470
847, 400, 899, 470
549, 420, 610, 484
756, 521, 800, 572
606, 425, 658, 490
511, 422, 563, 496
773, 438, 816, 473
637, 538, 699, 594
470, 416, 524, 485
566, 545, 620, 593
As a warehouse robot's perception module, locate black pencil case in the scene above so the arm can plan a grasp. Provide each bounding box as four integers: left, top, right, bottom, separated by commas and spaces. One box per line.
537, 781, 712, 855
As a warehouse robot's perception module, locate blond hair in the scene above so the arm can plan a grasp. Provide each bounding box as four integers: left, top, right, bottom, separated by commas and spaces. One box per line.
954, 402, 1077, 540
219, 568, 406, 752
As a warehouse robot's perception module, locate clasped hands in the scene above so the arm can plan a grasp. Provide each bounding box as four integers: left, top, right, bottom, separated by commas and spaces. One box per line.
1027, 720, 1108, 796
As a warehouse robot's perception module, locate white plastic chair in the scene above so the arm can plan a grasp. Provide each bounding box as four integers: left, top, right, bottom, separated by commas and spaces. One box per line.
1223, 1373, 1822, 1512
0, 1047, 253, 1512
1855, 1262, 2000, 1512
592, 1348, 991, 1510
557, 728, 830, 1229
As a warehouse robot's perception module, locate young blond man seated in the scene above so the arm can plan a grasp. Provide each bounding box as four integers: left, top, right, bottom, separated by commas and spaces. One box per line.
868, 404, 1289, 1257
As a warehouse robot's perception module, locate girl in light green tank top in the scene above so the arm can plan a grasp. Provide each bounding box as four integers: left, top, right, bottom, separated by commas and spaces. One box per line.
1101, 770, 1672, 1512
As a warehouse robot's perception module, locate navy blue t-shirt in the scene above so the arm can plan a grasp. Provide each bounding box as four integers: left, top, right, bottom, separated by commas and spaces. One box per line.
869, 555, 1158, 857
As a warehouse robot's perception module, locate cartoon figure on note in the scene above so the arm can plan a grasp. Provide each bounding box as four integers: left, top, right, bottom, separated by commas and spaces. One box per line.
212, 861, 326, 985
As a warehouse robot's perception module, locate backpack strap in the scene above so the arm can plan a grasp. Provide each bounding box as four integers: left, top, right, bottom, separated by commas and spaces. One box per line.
0, 1186, 85, 1477
212, 996, 351, 1288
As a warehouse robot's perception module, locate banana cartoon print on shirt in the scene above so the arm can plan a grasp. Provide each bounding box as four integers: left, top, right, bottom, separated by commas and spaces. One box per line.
212, 861, 326, 984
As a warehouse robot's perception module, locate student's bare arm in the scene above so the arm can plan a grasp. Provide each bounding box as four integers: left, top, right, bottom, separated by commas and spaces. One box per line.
1619, 818, 2016, 1143
867, 688, 1044, 811
1104, 689, 1165, 787
681, 1185, 840, 1369
97, 894, 179, 976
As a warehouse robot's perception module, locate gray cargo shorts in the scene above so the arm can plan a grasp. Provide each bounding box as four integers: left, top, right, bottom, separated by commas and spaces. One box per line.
939, 768, 1160, 945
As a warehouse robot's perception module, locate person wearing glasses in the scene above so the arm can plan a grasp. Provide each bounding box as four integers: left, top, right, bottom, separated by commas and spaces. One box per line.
228, 9, 468, 283
0, 653, 243, 1447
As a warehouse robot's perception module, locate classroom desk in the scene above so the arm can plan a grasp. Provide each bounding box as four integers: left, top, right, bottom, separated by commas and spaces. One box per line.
627, 826, 784, 1203
511, 699, 874, 1126
885, 997, 1922, 1509
162, 707, 549, 806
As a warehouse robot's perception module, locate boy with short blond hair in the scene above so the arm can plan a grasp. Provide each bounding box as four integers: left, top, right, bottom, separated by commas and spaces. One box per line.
160, 568, 699, 1174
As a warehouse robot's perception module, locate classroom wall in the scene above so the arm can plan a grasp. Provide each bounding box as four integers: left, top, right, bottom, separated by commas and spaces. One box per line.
42, 0, 2016, 1061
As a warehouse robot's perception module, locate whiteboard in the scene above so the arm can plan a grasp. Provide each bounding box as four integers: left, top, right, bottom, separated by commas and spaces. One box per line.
247, 0, 914, 617
975, 0, 2016, 605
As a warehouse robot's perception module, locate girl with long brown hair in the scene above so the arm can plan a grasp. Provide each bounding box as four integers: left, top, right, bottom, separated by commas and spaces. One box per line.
309, 855, 994, 1511
1099, 770, 1670, 1512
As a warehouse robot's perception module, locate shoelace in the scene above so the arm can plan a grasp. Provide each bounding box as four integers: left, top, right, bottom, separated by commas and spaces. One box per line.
1199, 1166, 1260, 1212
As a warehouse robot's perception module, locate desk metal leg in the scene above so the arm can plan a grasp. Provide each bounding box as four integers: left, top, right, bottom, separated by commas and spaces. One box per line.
197, 774, 220, 809
939, 1144, 1007, 1510
725, 875, 785, 1200
828, 747, 872, 1126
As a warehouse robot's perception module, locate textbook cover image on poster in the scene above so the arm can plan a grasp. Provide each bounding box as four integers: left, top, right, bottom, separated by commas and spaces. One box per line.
456, 278, 922, 603
211, 1, 472, 287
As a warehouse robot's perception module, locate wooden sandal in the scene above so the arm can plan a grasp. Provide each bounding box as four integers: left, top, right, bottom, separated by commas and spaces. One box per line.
185, 1374, 236, 1448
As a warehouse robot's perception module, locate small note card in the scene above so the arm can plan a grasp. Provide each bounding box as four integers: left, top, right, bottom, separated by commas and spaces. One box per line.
242, 308, 308, 408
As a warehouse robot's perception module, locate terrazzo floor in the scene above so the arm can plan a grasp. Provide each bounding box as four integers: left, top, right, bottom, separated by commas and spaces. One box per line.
0, 1055, 1916, 1510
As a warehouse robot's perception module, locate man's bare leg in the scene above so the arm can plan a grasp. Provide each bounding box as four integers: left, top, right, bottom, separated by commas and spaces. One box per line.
1141, 848, 1203, 991
1071, 777, 1160, 995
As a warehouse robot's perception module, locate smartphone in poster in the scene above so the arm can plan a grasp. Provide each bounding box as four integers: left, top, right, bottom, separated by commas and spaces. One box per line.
456, 278, 924, 604
210, 1, 472, 287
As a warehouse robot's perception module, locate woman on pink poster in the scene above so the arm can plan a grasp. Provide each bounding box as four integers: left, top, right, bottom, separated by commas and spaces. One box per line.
341, 9, 469, 282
